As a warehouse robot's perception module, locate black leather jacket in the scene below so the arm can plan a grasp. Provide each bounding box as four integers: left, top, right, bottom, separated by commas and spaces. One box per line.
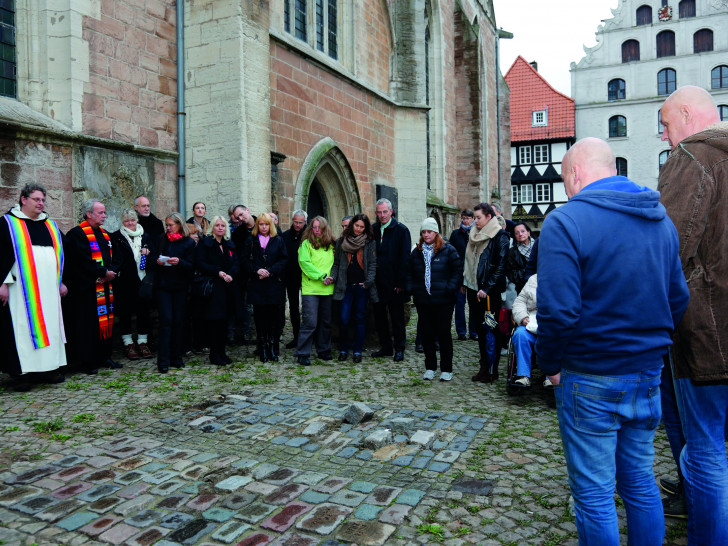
476, 230, 509, 294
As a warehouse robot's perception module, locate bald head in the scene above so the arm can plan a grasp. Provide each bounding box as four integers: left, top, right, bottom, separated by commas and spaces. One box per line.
661, 85, 720, 148
562, 138, 617, 198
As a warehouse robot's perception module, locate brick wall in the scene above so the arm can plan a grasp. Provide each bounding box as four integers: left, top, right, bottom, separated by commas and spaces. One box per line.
270, 42, 396, 225
82, 0, 177, 151
355, 0, 392, 94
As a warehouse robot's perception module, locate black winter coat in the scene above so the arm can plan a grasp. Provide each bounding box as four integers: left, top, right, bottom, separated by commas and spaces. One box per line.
407, 243, 461, 305
195, 236, 240, 321
448, 227, 470, 259
243, 235, 288, 305
373, 218, 411, 303
476, 230, 509, 294
506, 241, 536, 294
282, 227, 304, 287
149, 235, 196, 292
136, 213, 165, 251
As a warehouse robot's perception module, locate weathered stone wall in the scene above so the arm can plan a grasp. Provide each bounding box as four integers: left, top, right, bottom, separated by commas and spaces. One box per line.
355, 0, 393, 95
81, 0, 178, 150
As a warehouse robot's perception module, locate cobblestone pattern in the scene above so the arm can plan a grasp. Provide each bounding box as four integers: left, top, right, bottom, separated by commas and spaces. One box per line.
0, 314, 688, 545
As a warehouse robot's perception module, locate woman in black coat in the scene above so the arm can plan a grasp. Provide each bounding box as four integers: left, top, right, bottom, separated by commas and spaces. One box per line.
407, 218, 462, 381
506, 222, 536, 294
243, 213, 288, 362
195, 215, 239, 365
149, 212, 196, 373
111, 208, 153, 361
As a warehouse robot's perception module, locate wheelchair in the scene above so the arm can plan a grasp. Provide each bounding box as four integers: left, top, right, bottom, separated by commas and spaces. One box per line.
505, 323, 554, 396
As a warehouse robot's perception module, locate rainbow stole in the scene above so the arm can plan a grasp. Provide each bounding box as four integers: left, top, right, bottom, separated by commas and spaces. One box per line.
80, 221, 114, 339
4, 214, 64, 349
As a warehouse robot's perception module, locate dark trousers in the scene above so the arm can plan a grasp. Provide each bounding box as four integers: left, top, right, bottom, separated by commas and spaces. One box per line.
157, 289, 186, 366
253, 304, 280, 340
467, 288, 502, 373
297, 295, 332, 357
374, 298, 406, 352
416, 302, 454, 373
283, 282, 301, 340
207, 318, 228, 362
339, 284, 368, 354
118, 291, 152, 338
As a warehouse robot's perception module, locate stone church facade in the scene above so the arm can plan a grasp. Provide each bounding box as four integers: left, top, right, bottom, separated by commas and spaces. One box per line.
0, 0, 509, 236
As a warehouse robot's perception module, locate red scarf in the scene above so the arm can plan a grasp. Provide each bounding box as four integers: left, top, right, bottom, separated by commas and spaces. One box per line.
80, 221, 113, 339
167, 232, 183, 242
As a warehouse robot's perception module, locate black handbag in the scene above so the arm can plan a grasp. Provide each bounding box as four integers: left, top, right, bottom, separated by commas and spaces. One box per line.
190, 273, 214, 299
138, 271, 156, 300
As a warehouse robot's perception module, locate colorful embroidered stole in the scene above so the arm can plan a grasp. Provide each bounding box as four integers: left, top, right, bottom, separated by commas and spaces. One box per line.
79, 220, 114, 339
4, 214, 64, 349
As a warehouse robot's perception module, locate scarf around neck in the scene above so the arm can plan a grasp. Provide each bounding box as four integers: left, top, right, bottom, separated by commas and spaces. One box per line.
340, 233, 367, 254
121, 224, 146, 280
422, 243, 434, 295
463, 216, 502, 289
80, 220, 114, 340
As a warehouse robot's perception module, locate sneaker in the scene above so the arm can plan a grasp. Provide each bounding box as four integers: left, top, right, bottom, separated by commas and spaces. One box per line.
423, 370, 435, 380
440, 372, 453, 381
663, 493, 688, 518
514, 376, 531, 387
659, 478, 679, 497
542, 376, 554, 388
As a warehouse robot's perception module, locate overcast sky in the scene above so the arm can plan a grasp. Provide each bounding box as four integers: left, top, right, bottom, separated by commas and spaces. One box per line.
492, 0, 620, 96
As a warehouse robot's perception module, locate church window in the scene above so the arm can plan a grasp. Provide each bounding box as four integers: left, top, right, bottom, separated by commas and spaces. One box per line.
694, 29, 713, 53
608, 79, 626, 101
316, 0, 337, 59
534, 144, 549, 164
616, 157, 628, 177
536, 183, 551, 203
532, 110, 547, 126
712, 66, 728, 89
656, 31, 675, 58
622, 40, 640, 63
284, 0, 339, 60
636, 5, 652, 25
609, 115, 627, 138
0, 0, 16, 98
658, 68, 676, 95
679, 0, 696, 18
519, 146, 531, 165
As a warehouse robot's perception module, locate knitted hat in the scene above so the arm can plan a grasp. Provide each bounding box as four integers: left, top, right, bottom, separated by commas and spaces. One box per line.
420, 217, 439, 233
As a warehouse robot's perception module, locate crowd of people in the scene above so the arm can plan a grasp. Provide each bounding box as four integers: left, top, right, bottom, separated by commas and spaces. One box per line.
0, 85, 725, 546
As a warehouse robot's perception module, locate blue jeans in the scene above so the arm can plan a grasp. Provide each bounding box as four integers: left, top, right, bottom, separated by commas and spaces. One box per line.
555, 367, 664, 546
673, 374, 728, 546
512, 326, 535, 377
454, 290, 475, 336
339, 284, 368, 354
660, 353, 684, 481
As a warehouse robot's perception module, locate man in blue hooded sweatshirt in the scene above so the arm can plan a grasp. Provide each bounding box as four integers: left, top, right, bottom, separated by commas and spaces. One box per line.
536, 138, 689, 545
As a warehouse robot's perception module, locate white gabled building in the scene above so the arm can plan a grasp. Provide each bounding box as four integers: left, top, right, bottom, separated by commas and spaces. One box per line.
571, 0, 728, 189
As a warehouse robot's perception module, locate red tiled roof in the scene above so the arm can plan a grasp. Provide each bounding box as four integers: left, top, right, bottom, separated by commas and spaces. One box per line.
505, 56, 575, 142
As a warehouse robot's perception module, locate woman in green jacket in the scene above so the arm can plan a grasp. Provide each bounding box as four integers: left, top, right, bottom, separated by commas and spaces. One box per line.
295, 216, 335, 366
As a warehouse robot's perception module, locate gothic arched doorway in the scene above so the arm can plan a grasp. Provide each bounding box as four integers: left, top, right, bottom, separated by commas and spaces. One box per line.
295, 138, 361, 229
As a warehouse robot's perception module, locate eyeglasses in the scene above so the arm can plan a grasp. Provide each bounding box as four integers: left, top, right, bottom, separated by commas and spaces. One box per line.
27, 197, 45, 203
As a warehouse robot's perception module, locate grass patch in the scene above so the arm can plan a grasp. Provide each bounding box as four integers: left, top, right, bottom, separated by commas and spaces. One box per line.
32, 417, 63, 434
71, 413, 95, 423
417, 523, 445, 542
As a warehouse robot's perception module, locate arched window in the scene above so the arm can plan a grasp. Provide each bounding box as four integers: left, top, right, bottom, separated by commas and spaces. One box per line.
622, 40, 640, 63
284, 0, 338, 60
616, 157, 628, 177
658, 68, 676, 95
712, 66, 728, 89
659, 150, 670, 171
609, 115, 627, 138
656, 31, 675, 58
679, 0, 696, 18
0, 0, 16, 97
636, 5, 652, 25
608, 79, 626, 101
694, 29, 713, 53
719, 105, 728, 121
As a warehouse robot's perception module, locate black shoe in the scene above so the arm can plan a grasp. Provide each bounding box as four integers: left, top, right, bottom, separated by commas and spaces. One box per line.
352, 354, 362, 363
46, 372, 66, 384
171, 362, 185, 369
105, 359, 123, 369
660, 478, 679, 497
285, 339, 297, 349
85, 368, 99, 375
12, 380, 33, 392
222, 355, 233, 365
457, 334, 467, 341
393, 351, 404, 362
338, 352, 348, 361
663, 493, 688, 518
270, 337, 280, 362
372, 348, 393, 358
415, 343, 424, 353
469, 333, 479, 341
318, 351, 332, 361
297, 356, 311, 366
158, 366, 169, 374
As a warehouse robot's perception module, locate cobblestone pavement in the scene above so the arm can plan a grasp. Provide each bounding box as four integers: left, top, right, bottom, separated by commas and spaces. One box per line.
0, 314, 688, 545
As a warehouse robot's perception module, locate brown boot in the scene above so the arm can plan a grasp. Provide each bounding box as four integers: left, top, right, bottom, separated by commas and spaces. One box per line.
125, 344, 140, 360
138, 343, 153, 359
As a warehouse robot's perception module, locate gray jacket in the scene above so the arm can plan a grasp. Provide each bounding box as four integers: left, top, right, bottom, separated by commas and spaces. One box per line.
331, 238, 379, 302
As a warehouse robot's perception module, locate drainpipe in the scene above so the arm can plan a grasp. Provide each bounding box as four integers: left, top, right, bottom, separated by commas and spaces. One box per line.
495, 28, 513, 201
176, 0, 186, 214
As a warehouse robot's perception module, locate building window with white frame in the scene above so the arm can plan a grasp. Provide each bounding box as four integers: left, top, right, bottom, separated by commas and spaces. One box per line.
533, 144, 549, 164
511, 185, 519, 205
532, 110, 547, 127
520, 184, 534, 203
536, 183, 551, 203
519, 146, 531, 165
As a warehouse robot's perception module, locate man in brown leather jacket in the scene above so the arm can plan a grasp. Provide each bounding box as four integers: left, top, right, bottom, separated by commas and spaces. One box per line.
658, 85, 728, 545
